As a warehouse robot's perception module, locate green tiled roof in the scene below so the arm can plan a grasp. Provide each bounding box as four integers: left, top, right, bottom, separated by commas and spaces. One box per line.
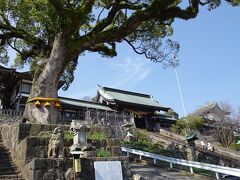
98, 86, 169, 111
185, 133, 198, 141
59, 97, 113, 111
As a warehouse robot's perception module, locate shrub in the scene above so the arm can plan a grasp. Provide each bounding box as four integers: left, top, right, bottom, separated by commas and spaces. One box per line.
37, 131, 52, 139
96, 149, 111, 157
229, 143, 240, 151
170, 115, 204, 135
121, 129, 165, 155
37, 131, 74, 140
64, 131, 74, 141
87, 131, 107, 141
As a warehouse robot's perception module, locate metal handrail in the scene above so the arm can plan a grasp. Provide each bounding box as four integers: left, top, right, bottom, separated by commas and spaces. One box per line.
121, 147, 240, 179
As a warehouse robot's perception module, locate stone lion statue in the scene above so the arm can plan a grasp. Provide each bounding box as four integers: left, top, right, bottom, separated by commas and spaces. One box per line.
48, 127, 64, 158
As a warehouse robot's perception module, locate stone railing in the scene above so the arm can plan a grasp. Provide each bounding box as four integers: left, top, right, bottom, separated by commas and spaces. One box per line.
0, 109, 23, 124
0, 109, 23, 117
159, 128, 240, 162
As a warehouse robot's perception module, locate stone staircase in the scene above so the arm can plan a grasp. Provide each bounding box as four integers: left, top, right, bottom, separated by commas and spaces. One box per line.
0, 130, 24, 180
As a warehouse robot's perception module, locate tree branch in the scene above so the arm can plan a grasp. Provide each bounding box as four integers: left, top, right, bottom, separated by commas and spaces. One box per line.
74, 0, 199, 53
86, 43, 117, 57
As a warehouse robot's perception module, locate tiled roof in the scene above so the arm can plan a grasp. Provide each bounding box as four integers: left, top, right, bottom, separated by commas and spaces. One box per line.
192, 102, 228, 116
98, 86, 169, 111
59, 96, 113, 111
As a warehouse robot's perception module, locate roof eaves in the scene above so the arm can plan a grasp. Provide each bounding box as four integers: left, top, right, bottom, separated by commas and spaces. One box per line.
102, 86, 151, 98
115, 99, 169, 111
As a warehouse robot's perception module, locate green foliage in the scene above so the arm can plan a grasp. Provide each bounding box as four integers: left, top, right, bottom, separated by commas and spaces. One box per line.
121, 130, 186, 158
37, 130, 74, 140
37, 131, 52, 139
170, 115, 204, 135
0, 0, 239, 91
96, 149, 111, 157
122, 129, 163, 152
229, 143, 240, 151
192, 167, 215, 176
64, 131, 74, 141
87, 131, 107, 141
121, 129, 187, 158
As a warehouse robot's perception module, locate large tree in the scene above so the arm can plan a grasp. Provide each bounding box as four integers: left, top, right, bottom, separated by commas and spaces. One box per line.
210, 102, 240, 147
0, 0, 239, 124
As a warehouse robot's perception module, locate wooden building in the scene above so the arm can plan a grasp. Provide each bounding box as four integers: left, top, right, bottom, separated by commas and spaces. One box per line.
97, 86, 176, 130
0, 65, 32, 112
0, 65, 177, 130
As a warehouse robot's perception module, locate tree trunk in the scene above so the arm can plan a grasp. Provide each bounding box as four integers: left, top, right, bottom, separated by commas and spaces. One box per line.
23, 33, 71, 124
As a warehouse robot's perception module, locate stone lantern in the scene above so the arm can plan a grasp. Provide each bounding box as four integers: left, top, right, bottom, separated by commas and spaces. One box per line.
70, 120, 95, 175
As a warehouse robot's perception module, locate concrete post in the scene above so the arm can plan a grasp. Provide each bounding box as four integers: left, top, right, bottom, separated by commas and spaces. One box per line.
190, 167, 193, 173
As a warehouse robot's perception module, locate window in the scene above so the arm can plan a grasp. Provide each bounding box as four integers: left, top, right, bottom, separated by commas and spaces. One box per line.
21, 83, 32, 93
65, 112, 70, 117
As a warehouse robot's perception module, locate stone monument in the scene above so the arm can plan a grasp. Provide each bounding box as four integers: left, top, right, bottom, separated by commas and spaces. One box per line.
47, 127, 64, 158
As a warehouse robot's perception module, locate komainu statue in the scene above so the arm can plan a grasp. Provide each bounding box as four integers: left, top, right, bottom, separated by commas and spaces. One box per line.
48, 127, 64, 158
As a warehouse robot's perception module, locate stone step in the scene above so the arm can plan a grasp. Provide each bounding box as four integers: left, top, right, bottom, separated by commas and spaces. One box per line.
0, 165, 18, 170
0, 174, 24, 180
0, 158, 12, 161
0, 178, 25, 180
0, 164, 16, 169
0, 174, 21, 178
0, 171, 20, 176
0, 163, 15, 169
0, 156, 13, 161
0, 152, 11, 156
0, 149, 9, 153
0, 170, 18, 174
0, 133, 24, 180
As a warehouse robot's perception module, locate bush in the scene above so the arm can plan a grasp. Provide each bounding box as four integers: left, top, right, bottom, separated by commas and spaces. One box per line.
121, 129, 164, 154
96, 149, 111, 157
229, 143, 240, 151
37, 131, 52, 138
37, 131, 74, 140
170, 115, 204, 135
64, 131, 74, 141
87, 131, 107, 141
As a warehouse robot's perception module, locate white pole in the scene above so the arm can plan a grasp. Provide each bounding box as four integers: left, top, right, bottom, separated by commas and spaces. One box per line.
174, 68, 187, 117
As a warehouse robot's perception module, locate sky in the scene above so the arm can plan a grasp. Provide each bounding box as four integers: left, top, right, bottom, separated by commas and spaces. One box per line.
60, 2, 240, 117
5, 2, 240, 117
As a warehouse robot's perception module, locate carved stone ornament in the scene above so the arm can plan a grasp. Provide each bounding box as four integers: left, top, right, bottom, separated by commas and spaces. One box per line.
48, 127, 64, 158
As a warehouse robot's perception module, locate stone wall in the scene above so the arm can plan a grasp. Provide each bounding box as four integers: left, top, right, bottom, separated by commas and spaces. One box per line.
80, 156, 130, 180
0, 123, 72, 180
23, 158, 72, 180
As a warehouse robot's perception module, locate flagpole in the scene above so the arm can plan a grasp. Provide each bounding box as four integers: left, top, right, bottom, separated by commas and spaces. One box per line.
174, 68, 187, 117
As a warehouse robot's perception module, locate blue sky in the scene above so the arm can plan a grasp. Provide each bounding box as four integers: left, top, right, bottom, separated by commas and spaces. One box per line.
60, 2, 240, 117
5, 2, 240, 117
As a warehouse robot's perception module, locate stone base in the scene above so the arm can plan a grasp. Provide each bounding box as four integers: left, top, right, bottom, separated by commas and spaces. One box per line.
23, 158, 72, 180
80, 151, 96, 158
79, 156, 130, 180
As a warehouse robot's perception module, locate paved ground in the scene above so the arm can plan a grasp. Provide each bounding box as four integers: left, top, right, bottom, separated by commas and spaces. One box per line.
130, 162, 214, 180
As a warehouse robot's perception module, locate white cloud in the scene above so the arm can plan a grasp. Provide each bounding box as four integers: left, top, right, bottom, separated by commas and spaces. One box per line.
59, 57, 153, 98
111, 57, 152, 88
60, 87, 97, 99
